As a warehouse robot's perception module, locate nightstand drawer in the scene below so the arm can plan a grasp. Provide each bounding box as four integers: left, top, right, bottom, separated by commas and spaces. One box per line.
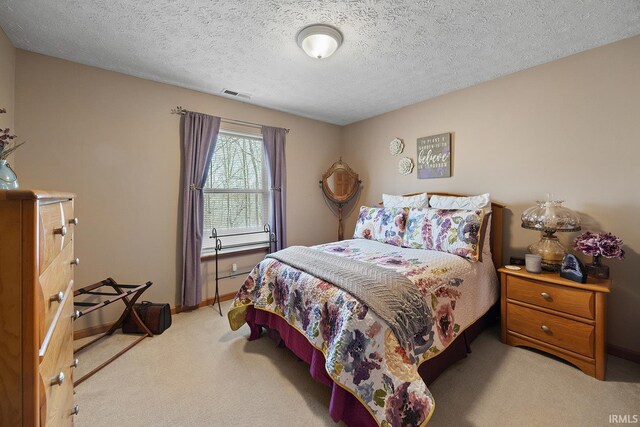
507, 303, 594, 357
507, 275, 595, 319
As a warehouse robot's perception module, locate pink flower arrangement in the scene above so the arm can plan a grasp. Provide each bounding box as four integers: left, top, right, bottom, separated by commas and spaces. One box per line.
574, 232, 625, 259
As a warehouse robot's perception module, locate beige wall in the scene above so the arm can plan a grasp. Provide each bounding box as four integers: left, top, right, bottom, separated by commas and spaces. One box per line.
14, 51, 342, 329
11, 34, 640, 352
0, 28, 15, 164
342, 35, 640, 352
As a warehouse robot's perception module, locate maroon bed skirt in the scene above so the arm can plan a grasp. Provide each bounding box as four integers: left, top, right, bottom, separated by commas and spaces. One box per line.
246, 306, 496, 426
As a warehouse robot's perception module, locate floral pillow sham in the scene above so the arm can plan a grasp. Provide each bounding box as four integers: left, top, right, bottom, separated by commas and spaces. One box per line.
353, 206, 408, 246
428, 194, 493, 256
404, 208, 486, 261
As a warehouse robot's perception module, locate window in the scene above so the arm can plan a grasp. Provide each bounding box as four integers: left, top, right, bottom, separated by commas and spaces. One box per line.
202, 130, 270, 253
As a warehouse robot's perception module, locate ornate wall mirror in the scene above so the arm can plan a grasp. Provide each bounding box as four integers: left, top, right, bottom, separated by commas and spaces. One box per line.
320, 159, 361, 240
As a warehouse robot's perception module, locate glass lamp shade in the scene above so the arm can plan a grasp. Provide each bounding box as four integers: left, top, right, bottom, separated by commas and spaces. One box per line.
521, 200, 581, 233
297, 25, 343, 59
521, 200, 581, 271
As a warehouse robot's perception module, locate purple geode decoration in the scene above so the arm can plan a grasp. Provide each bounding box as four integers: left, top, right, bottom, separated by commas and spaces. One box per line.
574, 232, 625, 259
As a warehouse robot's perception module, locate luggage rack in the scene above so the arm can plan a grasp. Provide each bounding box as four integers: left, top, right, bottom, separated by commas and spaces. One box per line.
210, 224, 277, 316
73, 278, 153, 386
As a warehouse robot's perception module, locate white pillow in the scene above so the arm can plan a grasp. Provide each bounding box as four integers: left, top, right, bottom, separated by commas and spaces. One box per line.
382, 192, 428, 209
429, 193, 491, 211
429, 193, 493, 258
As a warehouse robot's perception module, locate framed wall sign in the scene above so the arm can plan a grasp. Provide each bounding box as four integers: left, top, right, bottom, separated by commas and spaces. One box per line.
417, 133, 451, 179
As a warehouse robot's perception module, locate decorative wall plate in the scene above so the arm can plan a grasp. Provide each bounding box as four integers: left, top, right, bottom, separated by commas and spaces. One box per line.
389, 138, 404, 155
398, 157, 414, 175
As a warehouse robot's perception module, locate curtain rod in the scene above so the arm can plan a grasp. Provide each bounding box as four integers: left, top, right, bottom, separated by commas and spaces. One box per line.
170, 106, 290, 133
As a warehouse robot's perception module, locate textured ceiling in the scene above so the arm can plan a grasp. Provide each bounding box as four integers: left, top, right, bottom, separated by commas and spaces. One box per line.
1, 1, 639, 125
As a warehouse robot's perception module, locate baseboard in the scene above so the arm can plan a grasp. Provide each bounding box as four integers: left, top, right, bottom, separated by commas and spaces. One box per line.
74, 323, 115, 340
73, 292, 237, 340
607, 344, 640, 364
172, 292, 236, 314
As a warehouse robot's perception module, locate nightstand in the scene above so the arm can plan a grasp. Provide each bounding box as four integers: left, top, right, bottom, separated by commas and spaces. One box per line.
498, 267, 610, 380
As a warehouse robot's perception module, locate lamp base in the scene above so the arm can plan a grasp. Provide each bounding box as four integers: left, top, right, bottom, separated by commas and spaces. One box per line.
528, 235, 566, 272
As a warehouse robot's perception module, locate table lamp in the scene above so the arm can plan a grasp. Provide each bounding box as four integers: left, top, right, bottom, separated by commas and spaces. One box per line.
521, 198, 581, 271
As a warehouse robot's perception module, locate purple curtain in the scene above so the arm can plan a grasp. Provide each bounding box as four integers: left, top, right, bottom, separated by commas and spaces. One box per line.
181, 112, 220, 307
262, 126, 287, 251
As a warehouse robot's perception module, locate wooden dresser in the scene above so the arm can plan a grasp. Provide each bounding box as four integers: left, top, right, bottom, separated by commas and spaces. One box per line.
499, 267, 610, 380
0, 190, 80, 426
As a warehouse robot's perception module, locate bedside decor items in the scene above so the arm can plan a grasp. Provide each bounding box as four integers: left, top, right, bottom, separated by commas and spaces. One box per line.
509, 256, 526, 266
0, 107, 25, 189
574, 231, 625, 279
389, 137, 404, 155
398, 157, 414, 175
520, 197, 581, 271
560, 254, 587, 283
524, 254, 542, 273
320, 158, 361, 240
417, 132, 451, 179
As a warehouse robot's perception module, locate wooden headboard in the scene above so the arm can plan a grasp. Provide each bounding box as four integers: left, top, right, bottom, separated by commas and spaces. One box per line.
378, 192, 505, 269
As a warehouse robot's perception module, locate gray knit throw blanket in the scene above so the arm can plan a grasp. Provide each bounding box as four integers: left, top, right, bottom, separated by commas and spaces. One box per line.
266, 246, 430, 348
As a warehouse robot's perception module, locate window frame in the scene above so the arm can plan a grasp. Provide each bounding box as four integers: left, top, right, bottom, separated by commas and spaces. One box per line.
201, 129, 271, 255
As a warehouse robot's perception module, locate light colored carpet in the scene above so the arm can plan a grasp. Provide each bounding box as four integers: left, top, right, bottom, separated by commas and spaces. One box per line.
73, 300, 639, 427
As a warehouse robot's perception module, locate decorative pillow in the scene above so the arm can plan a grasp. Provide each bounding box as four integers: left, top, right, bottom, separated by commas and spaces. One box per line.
404, 208, 486, 261
353, 206, 408, 246
404, 208, 430, 248
429, 193, 491, 211
429, 193, 492, 257
382, 192, 428, 209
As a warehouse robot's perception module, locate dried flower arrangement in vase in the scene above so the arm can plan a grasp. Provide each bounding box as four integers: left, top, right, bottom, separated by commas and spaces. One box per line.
0, 107, 26, 189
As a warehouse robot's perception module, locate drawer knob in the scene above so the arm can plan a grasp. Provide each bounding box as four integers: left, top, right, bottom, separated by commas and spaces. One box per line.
49, 291, 64, 304
71, 358, 79, 368
540, 292, 551, 301
71, 258, 80, 266
54, 225, 68, 237
51, 371, 65, 386
69, 217, 79, 225
71, 405, 80, 416
72, 310, 82, 320
541, 325, 551, 333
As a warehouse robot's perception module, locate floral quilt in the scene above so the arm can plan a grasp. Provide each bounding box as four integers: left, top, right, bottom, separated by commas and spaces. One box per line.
228, 239, 498, 426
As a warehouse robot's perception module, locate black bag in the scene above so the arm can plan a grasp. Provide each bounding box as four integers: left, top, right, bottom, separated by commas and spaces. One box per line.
122, 301, 172, 335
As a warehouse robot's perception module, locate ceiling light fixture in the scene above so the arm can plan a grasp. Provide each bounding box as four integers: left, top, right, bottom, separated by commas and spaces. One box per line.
296, 24, 343, 59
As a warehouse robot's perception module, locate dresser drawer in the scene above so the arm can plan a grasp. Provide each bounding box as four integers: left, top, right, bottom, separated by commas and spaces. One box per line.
39, 285, 75, 426
0, 190, 77, 426
39, 200, 74, 273
507, 303, 595, 357
39, 243, 74, 344
507, 275, 595, 319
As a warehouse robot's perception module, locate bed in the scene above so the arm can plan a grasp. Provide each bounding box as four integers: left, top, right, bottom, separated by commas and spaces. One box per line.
228, 193, 504, 426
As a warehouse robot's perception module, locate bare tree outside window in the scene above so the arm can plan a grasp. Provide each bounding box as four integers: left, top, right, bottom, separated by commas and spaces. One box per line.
202, 131, 269, 248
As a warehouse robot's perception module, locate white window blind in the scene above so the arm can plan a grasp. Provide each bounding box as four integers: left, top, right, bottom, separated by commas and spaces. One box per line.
202, 130, 270, 253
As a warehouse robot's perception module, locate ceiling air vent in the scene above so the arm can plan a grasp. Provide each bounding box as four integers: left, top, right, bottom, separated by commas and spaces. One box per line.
222, 89, 251, 99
